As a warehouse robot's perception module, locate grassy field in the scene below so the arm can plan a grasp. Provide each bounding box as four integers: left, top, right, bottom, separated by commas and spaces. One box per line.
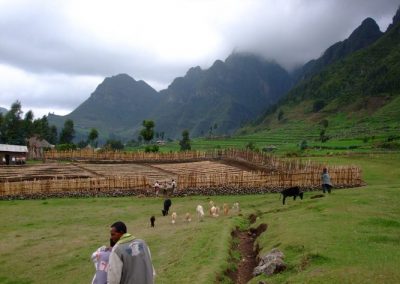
0, 153, 399, 284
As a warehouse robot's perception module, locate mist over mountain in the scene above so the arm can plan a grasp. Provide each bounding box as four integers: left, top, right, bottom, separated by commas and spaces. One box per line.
0, 107, 7, 114
48, 7, 400, 143
293, 17, 383, 81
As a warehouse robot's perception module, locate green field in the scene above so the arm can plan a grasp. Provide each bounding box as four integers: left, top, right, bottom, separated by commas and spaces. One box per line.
1, 153, 399, 284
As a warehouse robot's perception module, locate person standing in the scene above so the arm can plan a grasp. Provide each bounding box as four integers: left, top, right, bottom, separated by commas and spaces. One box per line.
171, 179, 177, 194
154, 181, 160, 197
321, 168, 332, 194
107, 221, 155, 284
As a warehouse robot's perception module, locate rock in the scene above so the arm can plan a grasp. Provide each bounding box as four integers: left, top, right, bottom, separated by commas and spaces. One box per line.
253, 248, 286, 276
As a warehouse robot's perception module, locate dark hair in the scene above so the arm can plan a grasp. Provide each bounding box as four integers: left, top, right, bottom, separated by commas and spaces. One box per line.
111, 221, 127, 233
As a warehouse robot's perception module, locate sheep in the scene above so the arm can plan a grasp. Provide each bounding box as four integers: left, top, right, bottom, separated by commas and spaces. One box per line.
232, 202, 240, 212
196, 205, 205, 221
171, 212, 177, 224
223, 203, 229, 216
280, 186, 303, 205
185, 212, 191, 222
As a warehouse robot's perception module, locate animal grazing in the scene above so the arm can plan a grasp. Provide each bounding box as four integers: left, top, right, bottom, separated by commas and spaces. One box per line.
150, 216, 155, 227
162, 199, 172, 216
280, 186, 304, 205
223, 203, 229, 215
232, 202, 240, 212
171, 212, 177, 224
185, 212, 191, 222
210, 206, 219, 217
196, 205, 205, 221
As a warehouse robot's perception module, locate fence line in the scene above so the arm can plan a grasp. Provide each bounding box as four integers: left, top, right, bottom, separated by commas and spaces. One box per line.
0, 176, 149, 197
44, 149, 218, 162
0, 166, 362, 197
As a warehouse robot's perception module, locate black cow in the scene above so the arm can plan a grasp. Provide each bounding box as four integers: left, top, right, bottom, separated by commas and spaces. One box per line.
162, 199, 172, 216
280, 186, 303, 205
150, 216, 155, 227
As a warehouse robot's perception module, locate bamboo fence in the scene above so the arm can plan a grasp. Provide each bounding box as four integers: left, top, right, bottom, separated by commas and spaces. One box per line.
1, 149, 363, 197
44, 149, 217, 162
177, 166, 362, 189
0, 176, 149, 197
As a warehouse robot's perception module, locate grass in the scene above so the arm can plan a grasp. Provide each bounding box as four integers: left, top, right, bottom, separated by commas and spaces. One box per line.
1, 153, 400, 283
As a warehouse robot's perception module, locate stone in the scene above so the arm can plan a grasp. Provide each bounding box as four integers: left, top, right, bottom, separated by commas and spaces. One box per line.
253, 248, 286, 276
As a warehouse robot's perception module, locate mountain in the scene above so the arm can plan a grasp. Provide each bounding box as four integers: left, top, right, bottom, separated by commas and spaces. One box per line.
0, 107, 7, 114
250, 14, 400, 140
49, 54, 292, 141
48, 74, 160, 141
152, 53, 292, 137
293, 17, 383, 82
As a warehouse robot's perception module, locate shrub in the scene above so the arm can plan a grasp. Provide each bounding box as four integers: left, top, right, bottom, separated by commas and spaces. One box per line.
144, 145, 159, 152
55, 143, 77, 151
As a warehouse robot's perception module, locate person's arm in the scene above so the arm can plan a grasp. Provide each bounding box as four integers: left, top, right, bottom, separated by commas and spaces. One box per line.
107, 250, 123, 284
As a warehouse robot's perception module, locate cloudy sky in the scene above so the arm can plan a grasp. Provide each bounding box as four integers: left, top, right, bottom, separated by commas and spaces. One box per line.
0, 0, 398, 118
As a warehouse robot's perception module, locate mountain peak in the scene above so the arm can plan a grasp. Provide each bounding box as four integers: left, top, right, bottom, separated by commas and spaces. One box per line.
348, 17, 382, 43
386, 6, 400, 32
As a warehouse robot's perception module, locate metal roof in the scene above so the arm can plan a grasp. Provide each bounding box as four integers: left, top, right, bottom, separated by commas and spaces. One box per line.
0, 144, 28, 153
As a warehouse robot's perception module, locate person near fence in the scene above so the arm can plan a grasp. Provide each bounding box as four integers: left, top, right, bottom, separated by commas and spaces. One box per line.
321, 168, 332, 194
154, 181, 160, 197
108, 221, 155, 284
91, 238, 116, 284
171, 179, 177, 194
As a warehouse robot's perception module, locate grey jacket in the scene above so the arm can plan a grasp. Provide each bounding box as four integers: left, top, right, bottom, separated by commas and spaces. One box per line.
107, 234, 154, 284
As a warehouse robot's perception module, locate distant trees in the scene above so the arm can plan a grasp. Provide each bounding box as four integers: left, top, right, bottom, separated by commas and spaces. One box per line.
179, 130, 191, 151
0, 101, 58, 145
140, 120, 155, 143
59, 119, 75, 144
104, 139, 124, 150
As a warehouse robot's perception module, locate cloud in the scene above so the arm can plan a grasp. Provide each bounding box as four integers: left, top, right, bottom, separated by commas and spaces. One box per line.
0, 0, 398, 116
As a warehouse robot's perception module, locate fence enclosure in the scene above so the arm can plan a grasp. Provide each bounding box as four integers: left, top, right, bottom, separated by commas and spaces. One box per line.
1, 149, 363, 198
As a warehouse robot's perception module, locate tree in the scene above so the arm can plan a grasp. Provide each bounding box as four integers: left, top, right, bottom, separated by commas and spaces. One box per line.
88, 128, 99, 147
3, 101, 24, 144
277, 109, 284, 121
300, 140, 308, 151
179, 130, 191, 151
140, 120, 155, 143
59, 119, 75, 144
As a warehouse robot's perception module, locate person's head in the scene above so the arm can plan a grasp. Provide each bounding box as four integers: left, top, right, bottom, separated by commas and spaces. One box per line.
323, 168, 328, 173
110, 221, 127, 243
109, 238, 117, 248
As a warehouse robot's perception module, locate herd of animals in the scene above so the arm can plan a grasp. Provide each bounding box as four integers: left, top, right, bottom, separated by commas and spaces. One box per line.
149, 186, 305, 227
150, 199, 241, 227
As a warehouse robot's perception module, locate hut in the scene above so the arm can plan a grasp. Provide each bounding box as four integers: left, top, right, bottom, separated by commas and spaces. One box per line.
27, 136, 54, 159
0, 144, 28, 165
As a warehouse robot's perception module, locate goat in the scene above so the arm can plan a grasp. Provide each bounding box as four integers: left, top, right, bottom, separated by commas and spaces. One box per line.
196, 205, 205, 221
280, 186, 303, 205
171, 212, 177, 224
223, 203, 229, 215
185, 212, 191, 222
150, 216, 155, 227
210, 206, 219, 217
